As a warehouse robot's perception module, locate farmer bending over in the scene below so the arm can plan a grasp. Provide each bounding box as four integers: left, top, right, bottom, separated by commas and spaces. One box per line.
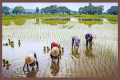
50, 42, 59, 63
72, 36, 80, 49
23, 51, 39, 71
85, 33, 93, 47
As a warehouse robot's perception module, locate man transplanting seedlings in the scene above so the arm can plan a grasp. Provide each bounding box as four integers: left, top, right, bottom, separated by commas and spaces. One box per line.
23, 51, 39, 71
85, 33, 93, 47
50, 42, 59, 63
72, 36, 80, 50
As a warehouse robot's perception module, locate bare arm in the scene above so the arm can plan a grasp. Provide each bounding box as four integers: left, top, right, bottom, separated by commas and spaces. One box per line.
36, 60, 39, 70
23, 63, 27, 70
72, 38, 74, 48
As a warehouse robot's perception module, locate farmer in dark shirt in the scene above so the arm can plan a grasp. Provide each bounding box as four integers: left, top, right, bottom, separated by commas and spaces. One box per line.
85, 33, 93, 47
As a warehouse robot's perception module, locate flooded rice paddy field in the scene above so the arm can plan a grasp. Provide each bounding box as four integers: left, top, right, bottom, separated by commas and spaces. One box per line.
2, 18, 118, 78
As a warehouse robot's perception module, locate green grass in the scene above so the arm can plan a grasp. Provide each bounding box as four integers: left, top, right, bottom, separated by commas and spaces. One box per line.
79, 21, 103, 27
2, 14, 118, 20
41, 21, 69, 26
2, 14, 118, 26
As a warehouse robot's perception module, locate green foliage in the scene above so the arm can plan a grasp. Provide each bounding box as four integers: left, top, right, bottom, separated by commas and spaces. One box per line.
36, 7, 39, 14
73, 11, 77, 15
12, 6, 25, 15
78, 3, 104, 15
5, 60, 9, 64
2, 6, 10, 13
78, 21, 103, 27
107, 6, 118, 15
41, 20, 69, 26
4, 10, 9, 15
2, 59, 5, 63
2, 14, 118, 26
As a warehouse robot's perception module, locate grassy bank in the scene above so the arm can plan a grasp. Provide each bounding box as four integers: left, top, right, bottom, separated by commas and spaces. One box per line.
2, 14, 118, 26
2, 14, 118, 20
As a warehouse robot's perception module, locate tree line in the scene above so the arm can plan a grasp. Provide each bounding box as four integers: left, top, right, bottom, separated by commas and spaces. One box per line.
2, 3, 118, 15
78, 3, 104, 15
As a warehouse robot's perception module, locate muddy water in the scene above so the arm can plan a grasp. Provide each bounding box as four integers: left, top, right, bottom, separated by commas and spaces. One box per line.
2, 18, 118, 78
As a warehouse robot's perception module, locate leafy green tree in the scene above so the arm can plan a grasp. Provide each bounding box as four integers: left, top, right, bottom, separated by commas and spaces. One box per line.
83, 6, 89, 14
78, 3, 104, 15
97, 5, 104, 15
2, 6, 10, 14
59, 6, 68, 15
36, 7, 39, 14
73, 11, 77, 15
19, 6, 25, 14
78, 7, 83, 14
44, 7, 50, 14
67, 9, 71, 15
88, 3, 93, 15
12, 6, 25, 15
4, 10, 9, 15
107, 6, 118, 15
49, 5, 57, 15
41, 8, 44, 14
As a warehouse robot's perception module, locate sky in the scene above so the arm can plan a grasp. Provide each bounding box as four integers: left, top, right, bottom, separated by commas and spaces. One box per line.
2, 2, 118, 12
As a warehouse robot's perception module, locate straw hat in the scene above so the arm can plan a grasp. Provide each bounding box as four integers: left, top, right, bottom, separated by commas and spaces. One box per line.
25, 52, 35, 64
51, 47, 59, 57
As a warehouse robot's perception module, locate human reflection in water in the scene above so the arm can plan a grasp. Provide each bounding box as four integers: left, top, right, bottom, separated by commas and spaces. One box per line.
3, 63, 6, 67
44, 50, 46, 54
6, 66, 10, 70
50, 61, 60, 76
35, 19, 39, 24
23, 67, 38, 78
85, 45, 95, 59
47, 49, 50, 53
71, 48, 80, 58
18, 44, 21, 47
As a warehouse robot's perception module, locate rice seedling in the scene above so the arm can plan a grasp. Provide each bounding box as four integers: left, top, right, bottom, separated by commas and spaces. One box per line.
48, 73, 49, 77
62, 47, 64, 52
80, 69, 83, 77
91, 68, 93, 77
65, 61, 68, 72
11, 73, 13, 77
9, 75, 11, 78
5, 60, 9, 64
75, 72, 77, 77
3, 43, 8, 46
58, 44, 61, 49
115, 64, 118, 72
20, 70, 22, 75
70, 66, 73, 74
110, 74, 112, 78
86, 60, 90, 68
95, 67, 98, 77
61, 72, 63, 77
39, 69, 41, 76
2, 59, 6, 64
109, 64, 111, 71
61, 67, 62, 72
105, 68, 109, 75
82, 59, 85, 66
112, 70, 114, 77
98, 64, 101, 72
14, 71, 16, 74
43, 68, 47, 77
